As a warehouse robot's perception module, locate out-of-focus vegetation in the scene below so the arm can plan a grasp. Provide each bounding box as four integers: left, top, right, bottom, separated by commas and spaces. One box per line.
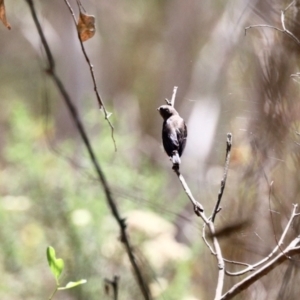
0, 99, 193, 299
2, 0, 300, 299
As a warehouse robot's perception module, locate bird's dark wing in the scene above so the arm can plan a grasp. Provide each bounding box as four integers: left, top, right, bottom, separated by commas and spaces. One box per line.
162, 120, 179, 157
175, 119, 187, 157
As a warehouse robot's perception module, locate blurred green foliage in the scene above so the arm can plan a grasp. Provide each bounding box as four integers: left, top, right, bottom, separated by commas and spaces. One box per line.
0, 99, 200, 299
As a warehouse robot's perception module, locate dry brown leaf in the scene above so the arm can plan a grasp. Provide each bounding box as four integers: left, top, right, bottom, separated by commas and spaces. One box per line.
77, 12, 95, 42
0, 0, 11, 30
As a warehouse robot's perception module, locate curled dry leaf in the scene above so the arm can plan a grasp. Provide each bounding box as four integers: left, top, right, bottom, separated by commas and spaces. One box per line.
77, 12, 95, 42
0, 0, 11, 30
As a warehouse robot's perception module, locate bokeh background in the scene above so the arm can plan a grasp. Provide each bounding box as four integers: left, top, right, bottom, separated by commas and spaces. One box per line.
1, 0, 300, 299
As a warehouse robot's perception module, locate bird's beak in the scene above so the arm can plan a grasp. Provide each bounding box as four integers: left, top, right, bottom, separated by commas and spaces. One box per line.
157, 107, 160, 111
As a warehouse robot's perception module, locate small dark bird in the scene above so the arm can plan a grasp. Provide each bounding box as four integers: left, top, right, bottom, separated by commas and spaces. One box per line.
157, 105, 187, 169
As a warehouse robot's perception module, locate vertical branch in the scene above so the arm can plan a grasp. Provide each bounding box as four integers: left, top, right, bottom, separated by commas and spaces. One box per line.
170, 86, 178, 107
211, 133, 232, 222
173, 168, 205, 215
165, 85, 178, 106
210, 134, 232, 298
105, 276, 119, 300
24, 1, 151, 299
63, 0, 116, 150
209, 222, 225, 300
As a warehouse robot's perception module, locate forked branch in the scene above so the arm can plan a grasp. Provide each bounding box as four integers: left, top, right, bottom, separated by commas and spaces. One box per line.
245, 1, 300, 45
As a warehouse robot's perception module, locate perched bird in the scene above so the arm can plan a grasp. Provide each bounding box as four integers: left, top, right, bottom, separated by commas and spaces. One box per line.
157, 105, 187, 169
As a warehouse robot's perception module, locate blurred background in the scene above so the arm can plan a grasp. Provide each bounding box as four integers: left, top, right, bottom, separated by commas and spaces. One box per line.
1, 0, 300, 299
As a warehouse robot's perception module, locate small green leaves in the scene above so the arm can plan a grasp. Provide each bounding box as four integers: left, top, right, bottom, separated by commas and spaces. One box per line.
58, 279, 87, 290
47, 247, 63, 300
46, 246, 87, 299
46, 246, 64, 284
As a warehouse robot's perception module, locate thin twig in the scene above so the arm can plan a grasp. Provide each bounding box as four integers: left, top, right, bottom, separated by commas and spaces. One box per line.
226, 204, 299, 276
76, 0, 86, 12
224, 259, 254, 269
200, 213, 226, 299
199, 196, 225, 299
173, 168, 205, 215
173, 167, 224, 300
268, 181, 287, 258
170, 86, 178, 107
63, 0, 116, 150
202, 222, 216, 255
203, 225, 255, 271
24, 1, 150, 299
245, 1, 300, 45
284, 0, 295, 12
221, 236, 300, 300
208, 221, 225, 300
211, 133, 232, 222
104, 276, 119, 300
165, 86, 178, 106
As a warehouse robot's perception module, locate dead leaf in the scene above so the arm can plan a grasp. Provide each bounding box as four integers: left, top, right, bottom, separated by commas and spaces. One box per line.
77, 12, 95, 42
0, 0, 11, 30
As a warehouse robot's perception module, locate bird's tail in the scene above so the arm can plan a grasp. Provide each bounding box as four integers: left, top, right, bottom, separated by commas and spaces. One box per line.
171, 150, 181, 170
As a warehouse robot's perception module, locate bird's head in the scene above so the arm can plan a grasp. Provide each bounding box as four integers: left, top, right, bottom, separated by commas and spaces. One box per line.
157, 105, 178, 120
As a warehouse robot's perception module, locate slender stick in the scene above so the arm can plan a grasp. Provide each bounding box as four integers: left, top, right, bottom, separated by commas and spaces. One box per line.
226, 204, 299, 276
245, 1, 300, 45
24, 1, 151, 299
105, 276, 119, 300
174, 169, 204, 214
211, 133, 232, 222
165, 85, 178, 106
221, 237, 300, 300
63, 0, 116, 150
170, 86, 178, 107
210, 221, 225, 300
202, 222, 216, 255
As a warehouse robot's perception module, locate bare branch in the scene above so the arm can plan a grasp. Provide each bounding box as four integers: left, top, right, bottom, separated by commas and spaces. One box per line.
173, 168, 205, 215
245, 24, 285, 35
202, 222, 216, 255
224, 259, 254, 269
104, 276, 120, 300
63, 0, 116, 150
245, 1, 300, 45
225, 204, 299, 276
24, 1, 150, 299
170, 86, 178, 107
201, 217, 226, 299
207, 221, 225, 300
283, 0, 295, 12
221, 236, 300, 300
211, 133, 232, 222
165, 86, 178, 106
173, 165, 225, 299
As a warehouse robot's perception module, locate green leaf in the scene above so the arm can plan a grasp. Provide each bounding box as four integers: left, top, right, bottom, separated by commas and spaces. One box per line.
58, 279, 87, 290
46, 246, 64, 283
